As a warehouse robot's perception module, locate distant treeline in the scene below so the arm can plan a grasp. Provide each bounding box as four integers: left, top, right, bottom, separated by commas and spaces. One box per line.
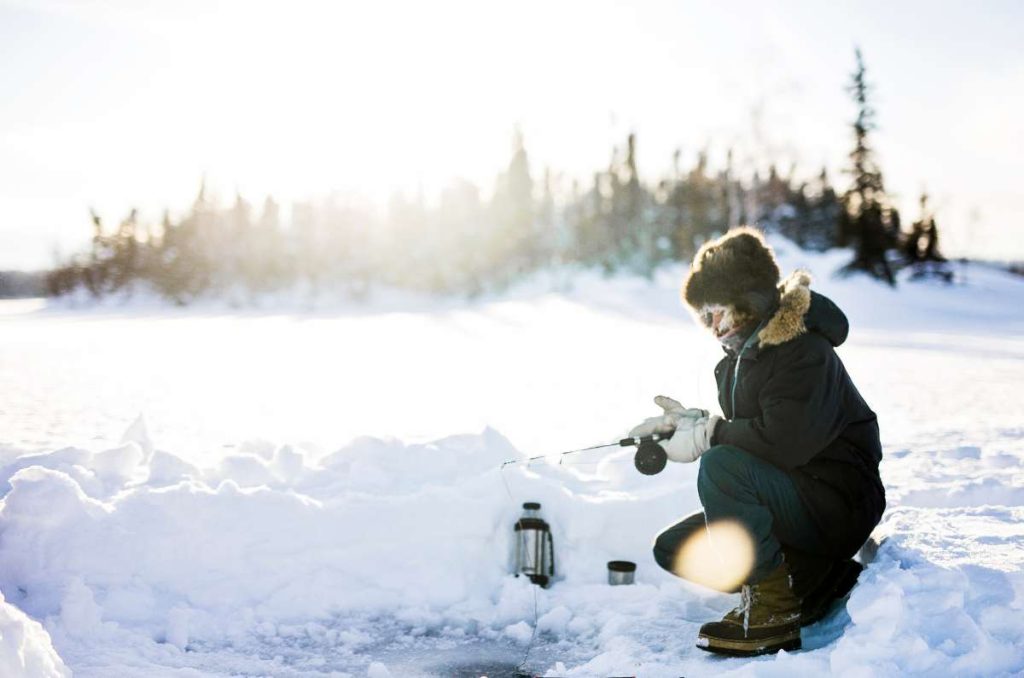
47, 49, 953, 303
0, 271, 46, 298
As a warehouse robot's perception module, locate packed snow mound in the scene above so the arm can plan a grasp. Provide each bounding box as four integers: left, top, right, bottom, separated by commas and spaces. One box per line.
0, 429, 524, 636
2, 422, 1024, 676
0, 591, 69, 678
0, 426, 704, 666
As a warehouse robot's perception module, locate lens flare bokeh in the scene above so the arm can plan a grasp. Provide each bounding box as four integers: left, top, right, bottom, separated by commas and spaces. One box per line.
673, 518, 756, 592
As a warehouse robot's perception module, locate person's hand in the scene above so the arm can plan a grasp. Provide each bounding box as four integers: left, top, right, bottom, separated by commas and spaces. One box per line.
629, 395, 708, 438
662, 413, 721, 463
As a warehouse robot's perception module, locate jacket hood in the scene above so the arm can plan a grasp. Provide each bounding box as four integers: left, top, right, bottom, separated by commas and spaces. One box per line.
757, 271, 849, 348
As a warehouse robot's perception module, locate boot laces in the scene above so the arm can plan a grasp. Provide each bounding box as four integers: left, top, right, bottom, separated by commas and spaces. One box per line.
740, 584, 753, 635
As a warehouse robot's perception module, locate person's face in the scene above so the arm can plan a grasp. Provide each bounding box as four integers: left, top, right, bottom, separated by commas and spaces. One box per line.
698, 303, 754, 345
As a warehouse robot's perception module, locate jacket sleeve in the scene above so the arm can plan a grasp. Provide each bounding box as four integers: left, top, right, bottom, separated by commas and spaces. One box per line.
712, 338, 847, 470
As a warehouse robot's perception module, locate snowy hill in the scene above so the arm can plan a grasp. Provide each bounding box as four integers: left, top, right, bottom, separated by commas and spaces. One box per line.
0, 243, 1022, 677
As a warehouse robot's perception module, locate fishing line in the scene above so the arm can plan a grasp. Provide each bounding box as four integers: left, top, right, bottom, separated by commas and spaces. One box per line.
499, 460, 541, 676
497, 431, 671, 675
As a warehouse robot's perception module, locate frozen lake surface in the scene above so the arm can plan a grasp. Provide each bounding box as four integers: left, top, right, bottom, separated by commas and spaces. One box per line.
1, 249, 1023, 676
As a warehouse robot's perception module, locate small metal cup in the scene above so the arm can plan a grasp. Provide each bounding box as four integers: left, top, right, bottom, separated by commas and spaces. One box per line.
607, 560, 636, 585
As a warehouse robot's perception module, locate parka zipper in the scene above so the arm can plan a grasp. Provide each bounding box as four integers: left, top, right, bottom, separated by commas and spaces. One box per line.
730, 319, 768, 419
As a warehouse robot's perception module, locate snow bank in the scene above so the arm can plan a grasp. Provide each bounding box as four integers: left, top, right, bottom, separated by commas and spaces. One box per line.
3, 420, 1022, 677
0, 591, 69, 678
0, 429, 514, 636
0, 415, 714, 674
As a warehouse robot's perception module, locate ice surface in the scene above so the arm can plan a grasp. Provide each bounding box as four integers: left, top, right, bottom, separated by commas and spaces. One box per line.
0, 243, 1023, 676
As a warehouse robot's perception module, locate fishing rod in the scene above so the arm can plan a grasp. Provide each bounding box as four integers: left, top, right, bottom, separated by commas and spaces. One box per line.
501, 429, 675, 476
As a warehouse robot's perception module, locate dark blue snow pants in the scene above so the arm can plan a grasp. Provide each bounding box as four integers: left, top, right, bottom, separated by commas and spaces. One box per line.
652, 444, 830, 587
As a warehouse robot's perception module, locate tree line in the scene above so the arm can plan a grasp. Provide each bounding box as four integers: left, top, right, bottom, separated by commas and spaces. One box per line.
46, 49, 952, 303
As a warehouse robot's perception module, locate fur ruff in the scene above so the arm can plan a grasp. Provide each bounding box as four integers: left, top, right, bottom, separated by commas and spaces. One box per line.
757, 270, 813, 347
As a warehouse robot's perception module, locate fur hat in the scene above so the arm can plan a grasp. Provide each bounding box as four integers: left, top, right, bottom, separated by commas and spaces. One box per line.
682, 227, 781, 317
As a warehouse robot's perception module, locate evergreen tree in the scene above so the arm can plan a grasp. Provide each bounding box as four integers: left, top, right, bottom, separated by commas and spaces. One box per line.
489, 127, 534, 283
903, 192, 953, 282
225, 193, 252, 289
575, 171, 612, 269
154, 180, 215, 302
686, 151, 715, 246
665, 148, 691, 259
721, 148, 745, 230
111, 208, 140, 291
536, 167, 566, 266
802, 168, 841, 251
610, 133, 655, 273
841, 48, 898, 285
438, 178, 485, 293
83, 209, 110, 295
758, 164, 792, 229
244, 196, 284, 292
785, 183, 811, 246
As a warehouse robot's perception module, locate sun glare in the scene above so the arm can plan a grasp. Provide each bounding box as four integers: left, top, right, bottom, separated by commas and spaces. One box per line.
673, 518, 755, 592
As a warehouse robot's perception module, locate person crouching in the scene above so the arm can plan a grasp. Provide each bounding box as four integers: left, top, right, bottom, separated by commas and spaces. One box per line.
631, 227, 885, 656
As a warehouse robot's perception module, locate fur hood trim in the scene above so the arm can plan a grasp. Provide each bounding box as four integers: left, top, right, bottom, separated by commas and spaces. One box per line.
757, 270, 812, 347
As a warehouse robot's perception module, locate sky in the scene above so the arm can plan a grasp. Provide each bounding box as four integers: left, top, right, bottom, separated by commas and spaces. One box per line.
1, 0, 1022, 269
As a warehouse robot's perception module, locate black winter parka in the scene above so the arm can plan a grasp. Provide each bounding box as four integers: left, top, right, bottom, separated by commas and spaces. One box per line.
710, 272, 885, 558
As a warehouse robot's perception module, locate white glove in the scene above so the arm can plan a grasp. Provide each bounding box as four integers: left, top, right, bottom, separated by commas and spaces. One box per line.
629, 395, 708, 438
662, 414, 722, 463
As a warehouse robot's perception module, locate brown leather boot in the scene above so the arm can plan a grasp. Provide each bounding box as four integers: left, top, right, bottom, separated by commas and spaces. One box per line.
696, 560, 802, 656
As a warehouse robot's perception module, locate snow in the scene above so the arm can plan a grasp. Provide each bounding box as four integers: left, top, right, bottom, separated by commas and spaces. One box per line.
0, 592, 70, 678
0, 244, 1023, 676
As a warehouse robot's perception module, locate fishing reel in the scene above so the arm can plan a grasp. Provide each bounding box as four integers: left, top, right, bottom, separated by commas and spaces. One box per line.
619, 431, 673, 475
